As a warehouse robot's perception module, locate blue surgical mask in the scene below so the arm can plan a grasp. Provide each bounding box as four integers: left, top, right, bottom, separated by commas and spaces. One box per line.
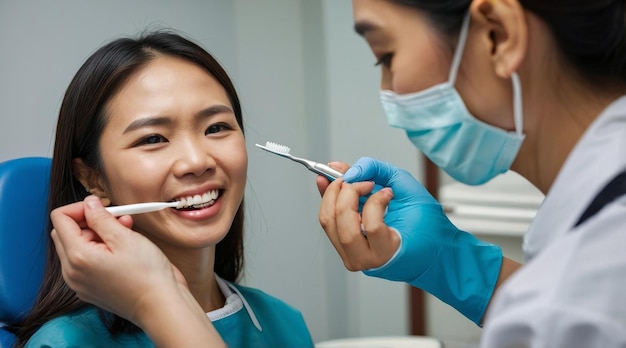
380, 14, 525, 185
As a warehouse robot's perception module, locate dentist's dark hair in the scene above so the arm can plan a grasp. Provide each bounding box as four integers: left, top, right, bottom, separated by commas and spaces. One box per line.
12, 30, 245, 346
393, 0, 626, 86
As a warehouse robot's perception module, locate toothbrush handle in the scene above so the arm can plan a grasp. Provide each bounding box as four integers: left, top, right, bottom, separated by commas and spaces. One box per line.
105, 202, 175, 217
312, 163, 344, 181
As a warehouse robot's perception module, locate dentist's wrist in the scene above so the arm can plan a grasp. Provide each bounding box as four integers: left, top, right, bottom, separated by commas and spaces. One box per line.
133, 284, 225, 347
410, 231, 503, 325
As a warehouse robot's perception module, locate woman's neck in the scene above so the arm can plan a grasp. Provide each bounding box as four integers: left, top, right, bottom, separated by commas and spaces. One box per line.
163, 246, 225, 313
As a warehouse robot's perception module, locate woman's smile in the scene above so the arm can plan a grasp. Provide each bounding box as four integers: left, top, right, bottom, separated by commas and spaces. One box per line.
171, 188, 225, 221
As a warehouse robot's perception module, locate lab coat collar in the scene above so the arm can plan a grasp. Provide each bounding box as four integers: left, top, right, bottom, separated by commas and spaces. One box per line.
210, 274, 263, 332
523, 96, 626, 259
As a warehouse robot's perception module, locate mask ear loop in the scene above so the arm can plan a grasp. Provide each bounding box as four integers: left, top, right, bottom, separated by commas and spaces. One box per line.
451, 12, 525, 137
448, 12, 471, 85
511, 73, 524, 136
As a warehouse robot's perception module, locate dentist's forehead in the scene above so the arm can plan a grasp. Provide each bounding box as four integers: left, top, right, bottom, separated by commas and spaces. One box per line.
352, 0, 390, 37
352, 0, 421, 37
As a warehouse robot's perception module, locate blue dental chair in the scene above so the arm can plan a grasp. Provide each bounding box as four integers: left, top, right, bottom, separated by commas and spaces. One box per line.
0, 157, 51, 347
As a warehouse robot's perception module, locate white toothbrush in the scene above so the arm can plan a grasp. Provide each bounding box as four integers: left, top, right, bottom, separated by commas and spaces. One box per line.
255, 141, 344, 181
105, 201, 183, 217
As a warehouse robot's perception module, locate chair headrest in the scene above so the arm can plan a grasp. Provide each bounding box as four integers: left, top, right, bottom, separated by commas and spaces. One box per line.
0, 157, 51, 325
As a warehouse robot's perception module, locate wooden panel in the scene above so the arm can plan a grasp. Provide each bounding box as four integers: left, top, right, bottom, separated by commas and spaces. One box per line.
410, 155, 439, 335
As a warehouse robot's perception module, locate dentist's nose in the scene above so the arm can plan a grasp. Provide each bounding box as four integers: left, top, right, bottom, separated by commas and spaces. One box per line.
380, 67, 392, 91
172, 138, 216, 177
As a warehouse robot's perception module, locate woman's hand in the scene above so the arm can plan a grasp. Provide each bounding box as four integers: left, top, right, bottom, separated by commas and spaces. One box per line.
50, 195, 225, 347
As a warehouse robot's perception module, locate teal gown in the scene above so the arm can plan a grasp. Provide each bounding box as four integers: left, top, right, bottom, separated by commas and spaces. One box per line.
26, 276, 313, 348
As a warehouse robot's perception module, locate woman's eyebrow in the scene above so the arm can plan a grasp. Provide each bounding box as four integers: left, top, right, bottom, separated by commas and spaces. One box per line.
196, 104, 233, 119
122, 105, 234, 134
123, 116, 171, 134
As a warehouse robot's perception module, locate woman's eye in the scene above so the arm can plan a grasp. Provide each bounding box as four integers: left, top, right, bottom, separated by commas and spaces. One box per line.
374, 54, 392, 68
136, 134, 167, 146
205, 123, 231, 135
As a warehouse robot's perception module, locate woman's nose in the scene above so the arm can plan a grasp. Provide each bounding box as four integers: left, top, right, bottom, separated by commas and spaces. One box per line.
172, 138, 216, 177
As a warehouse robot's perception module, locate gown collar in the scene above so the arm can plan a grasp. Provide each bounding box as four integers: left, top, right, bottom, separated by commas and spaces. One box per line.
206, 274, 263, 332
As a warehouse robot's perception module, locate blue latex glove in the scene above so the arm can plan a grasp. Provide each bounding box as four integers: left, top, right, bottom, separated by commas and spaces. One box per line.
343, 157, 502, 325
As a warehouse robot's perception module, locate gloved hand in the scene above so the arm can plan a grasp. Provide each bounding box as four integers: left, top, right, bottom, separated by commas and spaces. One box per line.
343, 157, 502, 325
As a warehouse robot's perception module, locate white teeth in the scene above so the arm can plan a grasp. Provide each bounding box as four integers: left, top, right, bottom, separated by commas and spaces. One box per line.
176, 189, 219, 209
193, 195, 203, 205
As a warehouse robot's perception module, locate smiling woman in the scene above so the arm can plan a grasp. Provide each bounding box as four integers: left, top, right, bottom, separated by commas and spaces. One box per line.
9, 31, 313, 348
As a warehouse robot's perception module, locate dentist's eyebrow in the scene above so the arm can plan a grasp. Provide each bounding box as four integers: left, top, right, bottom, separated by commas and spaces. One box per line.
354, 20, 377, 37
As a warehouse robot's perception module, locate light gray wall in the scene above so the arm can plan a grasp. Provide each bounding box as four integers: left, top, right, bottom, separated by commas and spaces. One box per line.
235, 0, 412, 340
0, 0, 238, 162
320, 0, 416, 337
232, 0, 333, 341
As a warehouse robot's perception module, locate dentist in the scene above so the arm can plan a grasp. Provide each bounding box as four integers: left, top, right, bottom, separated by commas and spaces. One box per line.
317, 0, 626, 347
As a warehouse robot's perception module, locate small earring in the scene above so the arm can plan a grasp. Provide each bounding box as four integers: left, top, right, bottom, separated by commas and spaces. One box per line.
100, 197, 111, 207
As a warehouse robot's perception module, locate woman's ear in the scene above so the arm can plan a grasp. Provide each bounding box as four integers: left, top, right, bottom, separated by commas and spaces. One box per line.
72, 158, 111, 206
470, 0, 527, 78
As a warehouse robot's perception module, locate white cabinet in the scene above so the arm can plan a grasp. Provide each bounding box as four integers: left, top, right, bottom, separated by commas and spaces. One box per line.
440, 171, 544, 238
427, 171, 544, 344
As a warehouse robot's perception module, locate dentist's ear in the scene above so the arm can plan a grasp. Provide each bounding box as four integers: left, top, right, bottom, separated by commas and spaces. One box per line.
471, 0, 528, 78
72, 158, 112, 207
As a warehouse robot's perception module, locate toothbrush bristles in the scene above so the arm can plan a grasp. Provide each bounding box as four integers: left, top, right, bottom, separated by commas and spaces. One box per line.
265, 141, 291, 154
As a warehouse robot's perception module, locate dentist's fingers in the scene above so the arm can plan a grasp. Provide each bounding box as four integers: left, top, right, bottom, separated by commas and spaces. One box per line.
50, 200, 87, 228
55, 210, 178, 321
320, 182, 374, 271
82, 196, 132, 248
50, 200, 101, 257
319, 178, 350, 263
50, 196, 133, 256
360, 187, 400, 266
50, 228, 68, 269
334, 181, 376, 270
316, 161, 350, 196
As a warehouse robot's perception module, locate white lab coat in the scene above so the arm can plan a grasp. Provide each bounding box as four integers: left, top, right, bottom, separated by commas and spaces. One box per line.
481, 96, 626, 347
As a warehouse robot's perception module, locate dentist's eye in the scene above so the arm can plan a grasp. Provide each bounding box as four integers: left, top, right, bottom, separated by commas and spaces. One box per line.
374, 54, 393, 68
205, 123, 232, 135
135, 134, 168, 146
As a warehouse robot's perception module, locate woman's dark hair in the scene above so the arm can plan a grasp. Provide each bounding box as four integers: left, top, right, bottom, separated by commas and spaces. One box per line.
12, 30, 245, 346
393, 0, 626, 86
